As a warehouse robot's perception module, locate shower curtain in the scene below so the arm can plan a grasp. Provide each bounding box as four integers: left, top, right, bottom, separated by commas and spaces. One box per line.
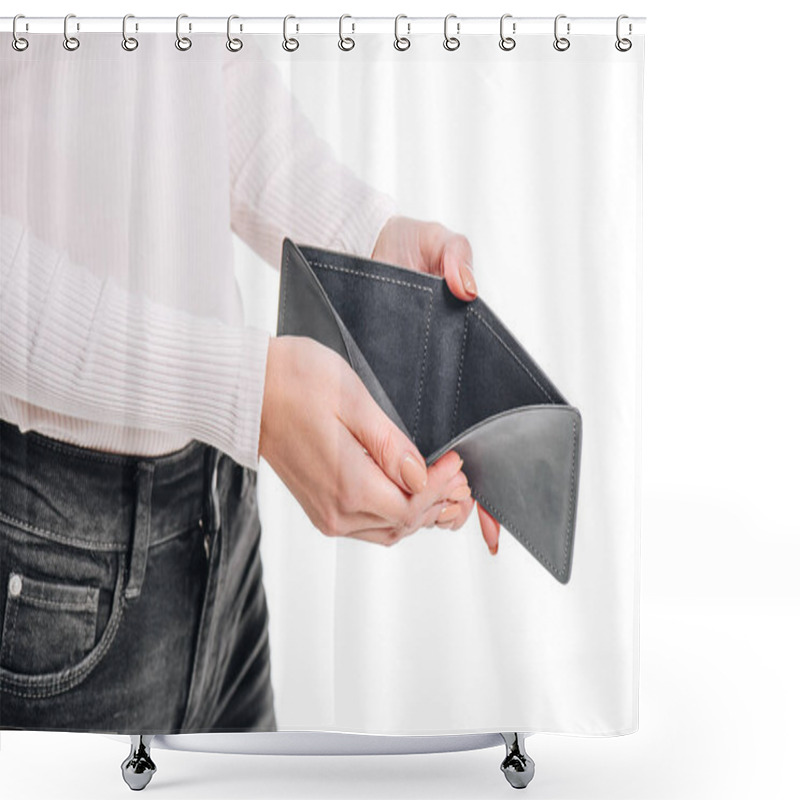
0, 15, 644, 748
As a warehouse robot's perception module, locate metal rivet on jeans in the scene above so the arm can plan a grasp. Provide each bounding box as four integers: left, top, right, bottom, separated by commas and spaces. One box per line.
8, 573, 22, 597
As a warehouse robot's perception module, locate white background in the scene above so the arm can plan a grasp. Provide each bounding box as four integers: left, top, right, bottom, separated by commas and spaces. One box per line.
1, 1, 798, 799
245, 22, 641, 736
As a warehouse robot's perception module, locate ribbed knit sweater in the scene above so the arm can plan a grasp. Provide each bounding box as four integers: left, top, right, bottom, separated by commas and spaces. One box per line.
0, 33, 397, 471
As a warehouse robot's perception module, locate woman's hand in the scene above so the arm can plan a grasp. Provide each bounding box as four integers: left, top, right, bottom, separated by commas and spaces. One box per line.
371, 214, 479, 302
371, 215, 502, 555
259, 335, 472, 547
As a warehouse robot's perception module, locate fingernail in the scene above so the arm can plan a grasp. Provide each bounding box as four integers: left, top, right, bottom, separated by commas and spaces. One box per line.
400, 453, 427, 493
450, 484, 471, 502
458, 262, 477, 297
437, 504, 460, 524
490, 542, 498, 556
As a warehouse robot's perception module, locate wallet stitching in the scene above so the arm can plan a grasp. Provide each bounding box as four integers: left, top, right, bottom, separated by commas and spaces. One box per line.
411, 292, 434, 444
563, 417, 578, 574
450, 312, 471, 441
279, 250, 291, 334
469, 307, 556, 403
469, 416, 578, 580
308, 261, 432, 294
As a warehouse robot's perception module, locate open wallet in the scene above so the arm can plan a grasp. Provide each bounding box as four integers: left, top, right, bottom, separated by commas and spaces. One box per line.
276, 238, 582, 584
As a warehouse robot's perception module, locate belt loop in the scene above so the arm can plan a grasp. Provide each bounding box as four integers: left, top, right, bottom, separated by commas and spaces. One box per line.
125, 460, 155, 600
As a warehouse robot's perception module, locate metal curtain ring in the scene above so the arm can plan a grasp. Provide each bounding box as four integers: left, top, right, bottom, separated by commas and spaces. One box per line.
176, 13, 192, 50
12, 14, 29, 51
122, 14, 138, 51
615, 14, 632, 51
499, 13, 516, 51
63, 13, 80, 51
338, 14, 355, 51
394, 14, 410, 51
283, 15, 299, 51
227, 14, 243, 51
553, 14, 570, 51
443, 13, 460, 51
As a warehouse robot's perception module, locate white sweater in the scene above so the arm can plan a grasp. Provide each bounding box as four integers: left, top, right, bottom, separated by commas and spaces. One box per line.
0, 33, 397, 471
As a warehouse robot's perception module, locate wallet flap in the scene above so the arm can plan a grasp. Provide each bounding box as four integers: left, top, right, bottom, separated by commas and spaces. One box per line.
277, 239, 349, 358
426, 405, 582, 584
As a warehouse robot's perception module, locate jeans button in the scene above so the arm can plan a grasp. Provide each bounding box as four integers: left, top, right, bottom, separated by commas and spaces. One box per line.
8, 573, 22, 597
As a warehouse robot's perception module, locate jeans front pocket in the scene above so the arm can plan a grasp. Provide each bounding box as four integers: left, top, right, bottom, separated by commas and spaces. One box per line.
0, 571, 100, 675
0, 519, 128, 700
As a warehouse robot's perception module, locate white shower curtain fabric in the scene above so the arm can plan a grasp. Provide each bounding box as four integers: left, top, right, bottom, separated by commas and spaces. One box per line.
0, 29, 643, 738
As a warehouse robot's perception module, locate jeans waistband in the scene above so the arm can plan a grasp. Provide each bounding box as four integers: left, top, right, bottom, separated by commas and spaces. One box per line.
0, 419, 221, 567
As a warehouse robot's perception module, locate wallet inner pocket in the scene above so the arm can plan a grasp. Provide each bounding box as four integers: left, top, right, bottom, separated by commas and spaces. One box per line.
309, 258, 434, 442
449, 306, 566, 442
414, 293, 571, 459
300, 244, 570, 464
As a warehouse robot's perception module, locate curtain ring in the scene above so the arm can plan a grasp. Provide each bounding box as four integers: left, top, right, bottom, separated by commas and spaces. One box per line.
226, 14, 243, 51
553, 14, 570, 51
443, 13, 460, 51
394, 14, 410, 51
615, 14, 632, 52
282, 15, 299, 51
122, 14, 138, 51
338, 14, 355, 51
175, 13, 192, 51
499, 13, 516, 51
63, 13, 80, 51
12, 14, 29, 51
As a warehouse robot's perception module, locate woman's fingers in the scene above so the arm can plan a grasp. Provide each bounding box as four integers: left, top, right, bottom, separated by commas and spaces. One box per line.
328, 428, 469, 536
373, 448, 467, 529
421, 500, 451, 529
438, 495, 475, 531
418, 222, 477, 301
477, 504, 501, 555
442, 238, 478, 302
370, 216, 478, 304
339, 377, 429, 496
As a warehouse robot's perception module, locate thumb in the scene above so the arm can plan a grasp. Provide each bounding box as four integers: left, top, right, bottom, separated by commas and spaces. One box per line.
420, 224, 477, 302
441, 236, 478, 302
343, 384, 428, 495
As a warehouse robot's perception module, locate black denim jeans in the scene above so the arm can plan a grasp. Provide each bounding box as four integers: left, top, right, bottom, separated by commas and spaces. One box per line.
0, 418, 277, 734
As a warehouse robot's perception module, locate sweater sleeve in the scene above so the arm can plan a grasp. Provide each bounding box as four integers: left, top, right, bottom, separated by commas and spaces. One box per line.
223, 53, 398, 268
0, 214, 268, 471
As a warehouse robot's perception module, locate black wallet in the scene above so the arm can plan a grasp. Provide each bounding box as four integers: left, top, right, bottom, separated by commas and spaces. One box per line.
276, 238, 582, 584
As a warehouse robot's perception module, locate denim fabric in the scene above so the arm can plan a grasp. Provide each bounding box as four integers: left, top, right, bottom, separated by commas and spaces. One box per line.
0, 418, 277, 734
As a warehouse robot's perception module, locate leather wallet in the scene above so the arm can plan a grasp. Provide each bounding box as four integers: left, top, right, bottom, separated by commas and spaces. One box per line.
276, 238, 582, 584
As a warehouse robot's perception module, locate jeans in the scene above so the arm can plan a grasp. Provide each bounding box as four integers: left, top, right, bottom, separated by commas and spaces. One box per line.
0, 418, 277, 734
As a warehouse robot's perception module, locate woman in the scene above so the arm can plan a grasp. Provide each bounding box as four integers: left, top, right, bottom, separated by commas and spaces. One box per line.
0, 34, 499, 733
